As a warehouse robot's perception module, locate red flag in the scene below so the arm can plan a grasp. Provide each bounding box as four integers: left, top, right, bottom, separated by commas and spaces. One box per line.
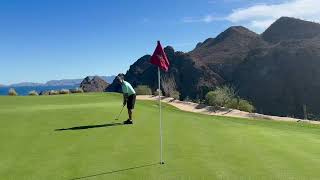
150, 41, 170, 71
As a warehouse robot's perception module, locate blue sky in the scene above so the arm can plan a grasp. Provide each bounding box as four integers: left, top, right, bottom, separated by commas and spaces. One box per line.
1, 0, 319, 84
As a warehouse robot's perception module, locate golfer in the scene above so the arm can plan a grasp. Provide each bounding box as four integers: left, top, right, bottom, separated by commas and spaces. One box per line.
117, 74, 136, 124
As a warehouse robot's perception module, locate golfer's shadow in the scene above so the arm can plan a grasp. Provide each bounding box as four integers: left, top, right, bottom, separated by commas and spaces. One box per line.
55, 122, 125, 131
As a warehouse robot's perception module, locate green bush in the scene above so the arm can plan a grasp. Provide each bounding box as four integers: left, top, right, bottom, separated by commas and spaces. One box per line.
153, 89, 162, 96
237, 99, 255, 113
39, 91, 50, 96
205, 86, 235, 108
8, 88, 18, 96
170, 90, 180, 100
226, 98, 239, 109
70, 88, 84, 93
224, 97, 255, 113
28, 90, 39, 96
59, 89, 70, 94
135, 85, 152, 95
205, 86, 255, 112
49, 90, 59, 95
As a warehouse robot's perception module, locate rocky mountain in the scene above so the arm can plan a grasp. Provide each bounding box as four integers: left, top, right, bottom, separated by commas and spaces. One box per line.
262, 17, 320, 43
234, 17, 320, 118
107, 17, 320, 119
190, 26, 266, 81
80, 76, 109, 92
107, 47, 223, 99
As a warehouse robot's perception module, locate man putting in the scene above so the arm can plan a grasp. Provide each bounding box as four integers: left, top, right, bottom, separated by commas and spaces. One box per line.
117, 73, 136, 124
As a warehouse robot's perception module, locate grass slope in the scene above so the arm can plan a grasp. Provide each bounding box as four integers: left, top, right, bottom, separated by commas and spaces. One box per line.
0, 93, 319, 180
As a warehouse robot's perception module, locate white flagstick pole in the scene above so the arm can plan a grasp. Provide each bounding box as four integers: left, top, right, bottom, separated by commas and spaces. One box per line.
158, 67, 164, 164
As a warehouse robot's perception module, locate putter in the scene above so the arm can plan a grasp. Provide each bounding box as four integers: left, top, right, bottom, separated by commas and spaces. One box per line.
114, 105, 125, 120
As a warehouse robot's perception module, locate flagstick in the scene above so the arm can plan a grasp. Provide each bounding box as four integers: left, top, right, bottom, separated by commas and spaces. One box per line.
158, 67, 164, 164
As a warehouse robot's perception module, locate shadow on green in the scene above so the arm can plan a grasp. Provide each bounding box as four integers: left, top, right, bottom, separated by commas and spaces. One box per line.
55, 122, 126, 131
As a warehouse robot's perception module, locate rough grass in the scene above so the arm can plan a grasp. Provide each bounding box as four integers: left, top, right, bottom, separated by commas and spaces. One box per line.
0, 93, 319, 180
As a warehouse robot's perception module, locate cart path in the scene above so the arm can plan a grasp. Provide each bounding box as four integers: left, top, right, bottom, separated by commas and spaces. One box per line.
137, 95, 320, 125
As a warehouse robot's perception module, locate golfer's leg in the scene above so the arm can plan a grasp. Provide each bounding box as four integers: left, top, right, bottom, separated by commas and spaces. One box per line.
130, 95, 136, 121
128, 109, 133, 120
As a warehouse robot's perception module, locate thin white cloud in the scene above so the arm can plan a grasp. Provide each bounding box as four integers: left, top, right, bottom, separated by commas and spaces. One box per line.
249, 19, 276, 30
227, 0, 320, 31
184, 0, 320, 32
182, 15, 224, 23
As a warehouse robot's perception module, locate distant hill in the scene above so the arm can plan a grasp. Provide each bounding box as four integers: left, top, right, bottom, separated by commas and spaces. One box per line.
8, 82, 44, 87
107, 17, 320, 119
45, 79, 83, 86
46, 76, 115, 86
5, 75, 115, 87
80, 76, 109, 92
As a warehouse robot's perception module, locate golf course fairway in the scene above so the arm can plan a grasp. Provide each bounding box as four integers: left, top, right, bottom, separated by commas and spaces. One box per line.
0, 93, 319, 180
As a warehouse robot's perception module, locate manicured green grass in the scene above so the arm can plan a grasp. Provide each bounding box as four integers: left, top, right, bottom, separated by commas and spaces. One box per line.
0, 93, 319, 180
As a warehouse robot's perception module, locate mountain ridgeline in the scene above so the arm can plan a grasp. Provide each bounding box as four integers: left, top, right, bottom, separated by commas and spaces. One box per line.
4, 76, 115, 87
107, 17, 320, 119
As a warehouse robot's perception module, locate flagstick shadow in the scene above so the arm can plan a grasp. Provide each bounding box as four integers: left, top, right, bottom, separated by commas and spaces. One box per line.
54, 122, 125, 131
69, 163, 159, 180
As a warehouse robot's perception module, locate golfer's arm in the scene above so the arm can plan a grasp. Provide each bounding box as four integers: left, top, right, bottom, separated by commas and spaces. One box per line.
123, 94, 128, 104
123, 85, 129, 103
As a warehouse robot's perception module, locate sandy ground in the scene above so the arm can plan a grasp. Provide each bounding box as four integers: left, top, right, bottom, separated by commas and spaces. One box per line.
137, 95, 320, 125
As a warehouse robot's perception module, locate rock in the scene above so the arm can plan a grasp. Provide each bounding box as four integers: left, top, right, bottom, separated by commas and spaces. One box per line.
80, 76, 109, 92
39, 91, 50, 95
234, 36, 320, 118
107, 47, 223, 99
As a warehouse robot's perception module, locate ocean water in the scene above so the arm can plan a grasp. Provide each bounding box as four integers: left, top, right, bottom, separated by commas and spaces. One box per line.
0, 85, 77, 96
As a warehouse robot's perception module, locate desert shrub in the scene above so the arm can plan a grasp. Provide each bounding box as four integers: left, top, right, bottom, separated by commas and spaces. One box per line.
135, 85, 152, 95
237, 99, 255, 113
225, 98, 239, 109
161, 75, 177, 98
59, 89, 70, 94
205, 91, 218, 108
28, 90, 39, 96
224, 97, 255, 113
153, 89, 162, 96
8, 88, 18, 96
184, 96, 192, 102
70, 88, 84, 93
170, 90, 180, 100
49, 90, 59, 95
192, 96, 205, 104
205, 86, 255, 112
205, 86, 235, 108
39, 91, 50, 95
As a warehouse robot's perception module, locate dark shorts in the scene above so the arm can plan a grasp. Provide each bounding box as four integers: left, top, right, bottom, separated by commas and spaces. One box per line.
127, 94, 136, 110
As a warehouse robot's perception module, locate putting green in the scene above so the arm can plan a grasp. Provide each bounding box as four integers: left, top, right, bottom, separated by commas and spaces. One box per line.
0, 93, 319, 180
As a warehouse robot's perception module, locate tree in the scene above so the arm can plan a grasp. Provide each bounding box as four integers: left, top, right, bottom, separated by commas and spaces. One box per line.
135, 85, 152, 95
161, 74, 177, 97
